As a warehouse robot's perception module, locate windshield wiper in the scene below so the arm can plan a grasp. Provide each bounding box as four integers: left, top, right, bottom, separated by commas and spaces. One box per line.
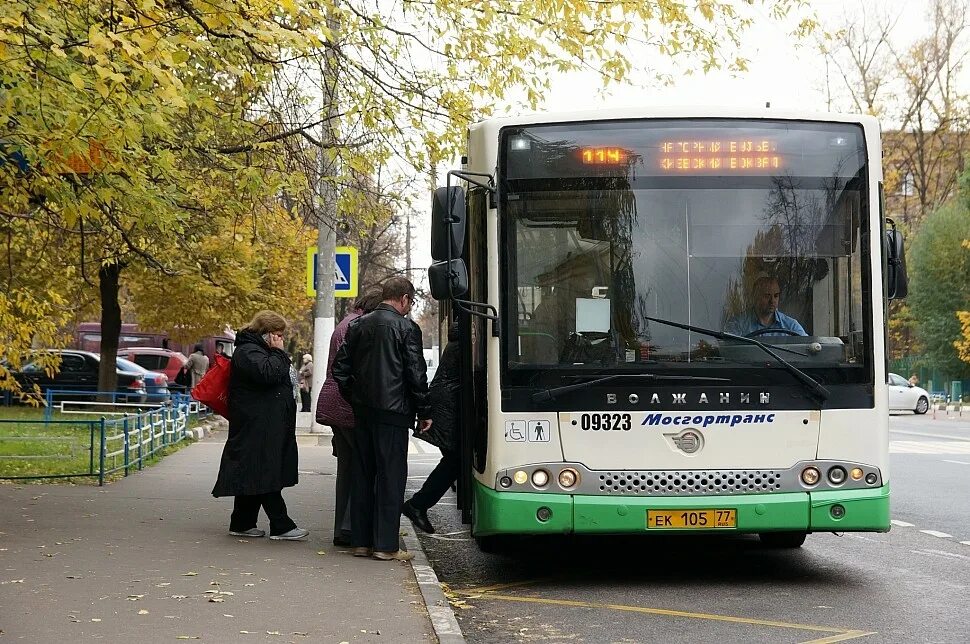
642, 316, 830, 403
532, 373, 730, 403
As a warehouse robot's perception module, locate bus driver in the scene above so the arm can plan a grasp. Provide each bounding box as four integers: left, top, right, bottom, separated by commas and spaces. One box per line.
726, 275, 807, 337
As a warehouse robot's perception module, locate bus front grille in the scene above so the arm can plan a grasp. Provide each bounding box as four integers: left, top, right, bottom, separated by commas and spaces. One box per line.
597, 470, 784, 496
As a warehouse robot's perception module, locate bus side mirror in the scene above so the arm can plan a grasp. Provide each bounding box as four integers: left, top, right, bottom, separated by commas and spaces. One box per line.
431, 186, 466, 261
428, 260, 468, 300
886, 226, 908, 300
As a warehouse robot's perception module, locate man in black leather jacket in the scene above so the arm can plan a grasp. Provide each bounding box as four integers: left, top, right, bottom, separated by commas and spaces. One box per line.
333, 276, 432, 561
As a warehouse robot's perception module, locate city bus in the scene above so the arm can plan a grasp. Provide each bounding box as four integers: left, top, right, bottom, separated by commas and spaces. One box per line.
427, 108, 908, 551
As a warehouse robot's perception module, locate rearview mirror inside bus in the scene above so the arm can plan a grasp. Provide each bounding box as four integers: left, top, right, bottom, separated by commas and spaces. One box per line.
428, 259, 469, 300
886, 227, 908, 300
431, 186, 466, 261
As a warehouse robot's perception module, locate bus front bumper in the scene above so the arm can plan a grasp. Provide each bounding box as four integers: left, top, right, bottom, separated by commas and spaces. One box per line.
472, 480, 890, 536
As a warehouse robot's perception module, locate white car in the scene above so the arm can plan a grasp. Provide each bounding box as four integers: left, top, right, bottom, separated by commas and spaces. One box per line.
888, 373, 930, 414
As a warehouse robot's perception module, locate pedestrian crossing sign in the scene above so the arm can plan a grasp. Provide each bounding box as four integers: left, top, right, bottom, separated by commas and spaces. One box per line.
306, 246, 358, 298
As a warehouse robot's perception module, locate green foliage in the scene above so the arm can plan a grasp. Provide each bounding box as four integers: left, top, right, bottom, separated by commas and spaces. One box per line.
908, 199, 970, 377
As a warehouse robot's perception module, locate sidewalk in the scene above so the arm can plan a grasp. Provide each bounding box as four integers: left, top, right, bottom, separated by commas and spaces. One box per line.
0, 427, 445, 643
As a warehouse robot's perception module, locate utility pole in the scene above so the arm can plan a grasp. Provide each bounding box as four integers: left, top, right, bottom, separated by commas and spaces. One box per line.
310, 15, 339, 433
405, 211, 412, 282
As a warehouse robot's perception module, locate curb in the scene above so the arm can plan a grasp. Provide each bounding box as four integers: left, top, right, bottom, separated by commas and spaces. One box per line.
401, 521, 466, 644
186, 416, 227, 441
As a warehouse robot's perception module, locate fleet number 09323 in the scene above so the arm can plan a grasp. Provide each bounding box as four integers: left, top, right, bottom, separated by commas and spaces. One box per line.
579, 413, 632, 431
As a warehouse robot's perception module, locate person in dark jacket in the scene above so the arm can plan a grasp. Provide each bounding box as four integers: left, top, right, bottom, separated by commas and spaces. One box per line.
333, 276, 431, 561
315, 286, 383, 547
402, 325, 461, 534
211, 310, 308, 541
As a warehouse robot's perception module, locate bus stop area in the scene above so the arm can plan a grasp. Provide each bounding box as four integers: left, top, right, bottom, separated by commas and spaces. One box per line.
0, 426, 461, 643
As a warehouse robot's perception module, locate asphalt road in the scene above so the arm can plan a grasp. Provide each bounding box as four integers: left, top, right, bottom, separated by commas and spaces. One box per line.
407, 413, 970, 643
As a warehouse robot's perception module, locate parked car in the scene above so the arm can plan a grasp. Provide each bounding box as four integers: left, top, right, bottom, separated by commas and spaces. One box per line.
117, 347, 187, 383
888, 372, 930, 415
116, 357, 170, 401
15, 350, 147, 403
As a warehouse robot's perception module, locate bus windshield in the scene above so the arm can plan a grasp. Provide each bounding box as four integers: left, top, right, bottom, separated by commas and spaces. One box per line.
501, 119, 871, 381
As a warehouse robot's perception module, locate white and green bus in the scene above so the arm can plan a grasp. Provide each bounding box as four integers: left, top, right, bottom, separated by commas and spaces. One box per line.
427, 108, 908, 551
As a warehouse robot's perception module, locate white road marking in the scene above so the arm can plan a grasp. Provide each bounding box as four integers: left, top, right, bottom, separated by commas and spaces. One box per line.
919, 530, 953, 538
890, 428, 970, 441
942, 459, 970, 465
916, 549, 970, 561
890, 440, 970, 454
891, 520, 915, 527
408, 438, 443, 456
961, 541, 970, 546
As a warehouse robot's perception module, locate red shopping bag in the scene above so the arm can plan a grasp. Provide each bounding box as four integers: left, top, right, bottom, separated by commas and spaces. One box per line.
191, 353, 231, 417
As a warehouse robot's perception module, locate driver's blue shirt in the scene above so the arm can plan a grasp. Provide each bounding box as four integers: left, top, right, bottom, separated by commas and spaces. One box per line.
726, 311, 807, 337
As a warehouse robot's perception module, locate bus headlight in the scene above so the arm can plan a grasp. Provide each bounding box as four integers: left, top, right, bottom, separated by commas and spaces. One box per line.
558, 468, 579, 489
850, 468, 864, 481
801, 467, 821, 486
513, 470, 528, 485
827, 466, 847, 485
531, 469, 550, 487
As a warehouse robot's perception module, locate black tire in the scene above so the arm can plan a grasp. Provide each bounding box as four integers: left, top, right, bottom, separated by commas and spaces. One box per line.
759, 531, 807, 548
475, 534, 509, 554
915, 396, 929, 415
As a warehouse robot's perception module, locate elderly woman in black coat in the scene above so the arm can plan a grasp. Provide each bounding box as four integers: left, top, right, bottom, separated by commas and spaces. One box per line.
211, 310, 308, 540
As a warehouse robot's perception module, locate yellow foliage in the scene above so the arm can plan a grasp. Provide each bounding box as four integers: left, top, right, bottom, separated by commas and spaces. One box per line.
959, 239, 970, 364
0, 0, 808, 394
957, 311, 970, 363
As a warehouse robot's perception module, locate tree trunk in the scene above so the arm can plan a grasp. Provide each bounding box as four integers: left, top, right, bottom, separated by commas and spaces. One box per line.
98, 263, 122, 402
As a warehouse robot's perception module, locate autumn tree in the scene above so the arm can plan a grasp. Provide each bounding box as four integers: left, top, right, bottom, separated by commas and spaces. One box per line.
957, 238, 970, 365
822, 0, 970, 225
820, 0, 970, 360
2, 0, 812, 398
908, 196, 970, 379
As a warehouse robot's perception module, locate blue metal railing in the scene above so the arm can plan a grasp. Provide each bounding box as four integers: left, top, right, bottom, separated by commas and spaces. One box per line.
0, 396, 203, 484
42, 388, 169, 422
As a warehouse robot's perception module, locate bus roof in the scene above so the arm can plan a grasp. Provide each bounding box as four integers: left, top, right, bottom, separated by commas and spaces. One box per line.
470, 107, 880, 131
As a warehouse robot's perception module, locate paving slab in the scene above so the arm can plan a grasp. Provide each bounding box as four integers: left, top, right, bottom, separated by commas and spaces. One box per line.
0, 430, 436, 643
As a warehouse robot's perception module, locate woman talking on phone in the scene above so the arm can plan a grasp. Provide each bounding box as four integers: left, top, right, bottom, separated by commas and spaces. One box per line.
211, 310, 308, 540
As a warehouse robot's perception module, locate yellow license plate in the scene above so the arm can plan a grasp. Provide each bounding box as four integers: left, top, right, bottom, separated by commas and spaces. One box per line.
646, 509, 736, 529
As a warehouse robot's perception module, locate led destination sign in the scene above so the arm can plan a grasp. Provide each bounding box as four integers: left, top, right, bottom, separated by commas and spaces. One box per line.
579, 139, 783, 173
658, 138, 782, 173
505, 121, 865, 180
580, 147, 629, 165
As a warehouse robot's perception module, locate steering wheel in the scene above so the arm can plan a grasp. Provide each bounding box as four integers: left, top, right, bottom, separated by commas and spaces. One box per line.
744, 328, 804, 338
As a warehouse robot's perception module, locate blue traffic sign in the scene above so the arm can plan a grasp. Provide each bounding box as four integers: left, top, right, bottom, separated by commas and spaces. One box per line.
306, 246, 358, 298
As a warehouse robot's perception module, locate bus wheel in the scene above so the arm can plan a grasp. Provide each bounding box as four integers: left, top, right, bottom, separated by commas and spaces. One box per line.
759, 531, 807, 548
475, 535, 509, 554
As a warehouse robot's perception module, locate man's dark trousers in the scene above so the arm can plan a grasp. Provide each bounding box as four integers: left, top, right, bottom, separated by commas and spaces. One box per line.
331, 425, 354, 543
409, 449, 459, 511
351, 415, 409, 552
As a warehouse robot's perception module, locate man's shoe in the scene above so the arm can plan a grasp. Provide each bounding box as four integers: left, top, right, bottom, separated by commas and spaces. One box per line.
402, 501, 435, 534
352, 547, 374, 557
229, 528, 265, 538
269, 527, 309, 541
373, 550, 414, 561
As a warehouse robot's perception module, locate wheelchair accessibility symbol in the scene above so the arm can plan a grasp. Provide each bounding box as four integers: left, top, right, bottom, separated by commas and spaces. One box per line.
505, 421, 527, 442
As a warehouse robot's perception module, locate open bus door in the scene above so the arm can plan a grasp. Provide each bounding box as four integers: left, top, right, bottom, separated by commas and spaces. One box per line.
429, 183, 494, 525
